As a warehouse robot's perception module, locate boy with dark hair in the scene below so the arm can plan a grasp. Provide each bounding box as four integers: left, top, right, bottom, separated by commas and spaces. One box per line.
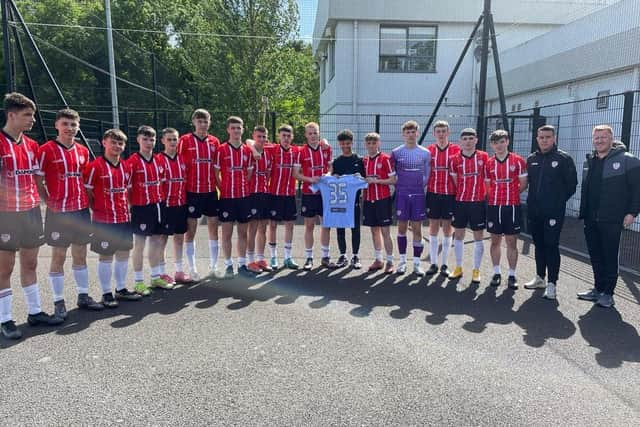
85, 129, 142, 307
178, 109, 221, 280
484, 129, 528, 289
156, 128, 192, 283
0, 92, 63, 340
214, 116, 255, 278
127, 125, 174, 295
425, 120, 460, 276
362, 132, 396, 273
37, 108, 103, 318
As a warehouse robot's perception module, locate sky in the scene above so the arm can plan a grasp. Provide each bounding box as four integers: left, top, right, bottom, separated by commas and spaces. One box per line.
297, 0, 317, 41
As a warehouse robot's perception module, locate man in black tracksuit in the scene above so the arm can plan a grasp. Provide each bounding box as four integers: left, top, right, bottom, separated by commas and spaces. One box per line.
577, 125, 640, 308
524, 125, 577, 300
331, 129, 366, 268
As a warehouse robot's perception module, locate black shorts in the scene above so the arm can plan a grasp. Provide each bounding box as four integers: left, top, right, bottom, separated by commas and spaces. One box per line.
90, 222, 133, 255
452, 201, 486, 231
160, 205, 188, 235
268, 195, 297, 222
248, 193, 271, 220
0, 207, 44, 252
363, 197, 393, 227
301, 194, 323, 218
487, 205, 522, 235
186, 191, 219, 218
45, 208, 92, 247
426, 192, 455, 220
131, 203, 163, 236
218, 197, 252, 223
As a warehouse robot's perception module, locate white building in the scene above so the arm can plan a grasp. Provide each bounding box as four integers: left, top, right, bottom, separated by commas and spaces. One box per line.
312, 0, 622, 148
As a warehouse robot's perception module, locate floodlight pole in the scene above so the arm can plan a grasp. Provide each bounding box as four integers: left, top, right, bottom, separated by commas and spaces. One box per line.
105, 0, 119, 128
475, 0, 492, 149
1, 0, 14, 92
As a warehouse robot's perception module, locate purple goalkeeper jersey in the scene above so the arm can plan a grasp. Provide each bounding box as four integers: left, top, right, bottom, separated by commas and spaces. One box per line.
391, 144, 431, 195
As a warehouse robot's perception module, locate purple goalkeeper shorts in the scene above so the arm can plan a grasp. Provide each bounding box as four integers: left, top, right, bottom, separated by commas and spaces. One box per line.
395, 191, 426, 222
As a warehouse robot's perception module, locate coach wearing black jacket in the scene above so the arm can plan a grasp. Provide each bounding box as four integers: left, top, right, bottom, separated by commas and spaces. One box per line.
577, 125, 640, 308
524, 125, 577, 300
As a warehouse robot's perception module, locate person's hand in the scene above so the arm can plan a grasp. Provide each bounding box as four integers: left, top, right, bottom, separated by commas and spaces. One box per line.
253, 152, 262, 160
310, 176, 321, 183
623, 214, 636, 227
366, 177, 376, 184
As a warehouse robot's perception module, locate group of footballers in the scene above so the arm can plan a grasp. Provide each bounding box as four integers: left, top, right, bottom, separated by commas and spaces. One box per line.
1, 91, 544, 340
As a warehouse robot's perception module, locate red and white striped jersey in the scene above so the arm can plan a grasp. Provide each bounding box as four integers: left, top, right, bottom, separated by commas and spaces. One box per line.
450, 150, 489, 202
363, 152, 395, 202
125, 152, 163, 206
214, 142, 254, 199
295, 144, 332, 194
427, 143, 460, 195
249, 147, 272, 194
484, 153, 527, 206
155, 152, 186, 207
178, 132, 220, 193
84, 156, 131, 223
266, 143, 298, 196
0, 131, 40, 212
38, 140, 90, 212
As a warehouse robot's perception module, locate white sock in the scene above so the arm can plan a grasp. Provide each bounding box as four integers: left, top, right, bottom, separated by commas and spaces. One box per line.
225, 258, 233, 267
493, 265, 501, 275
386, 254, 393, 262
175, 261, 184, 273
413, 257, 421, 267
321, 246, 329, 258
429, 235, 439, 265
399, 254, 407, 263
441, 236, 452, 266
73, 266, 89, 295
305, 248, 313, 259
508, 268, 516, 277
159, 262, 166, 274
134, 270, 144, 282
22, 283, 42, 315
49, 273, 65, 302
375, 250, 382, 261
98, 261, 113, 294
247, 250, 255, 264
185, 241, 196, 272
238, 257, 246, 267
454, 239, 464, 267
0, 289, 13, 323
114, 260, 128, 291
284, 242, 292, 259
151, 265, 161, 279
473, 240, 484, 270
269, 243, 277, 259
209, 239, 219, 270
256, 253, 265, 262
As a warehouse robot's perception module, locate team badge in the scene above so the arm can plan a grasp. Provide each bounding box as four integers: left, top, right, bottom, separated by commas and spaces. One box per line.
51, 232, 60, 241
301, 206, 307, 212
159, 167, 164, 174
181, 164, 186, 170
509, 165, 516, 172
101, 241, 109, 249
222, 211, 229, 218
551, 161, 558, 168
140, 224, 147, 231
271, 210, 276, 216
478, 160, 483, 166
426, 208, 431, 213
488, 221, 494, 228
79, 155, 85, 163
549, 219, 556, 227
251, 208, 257, 215
188, 206, 195, 213
613, 162, 620, 170
1, 234, 10, 242
377, 163, 382, 169
397, 210, 402, 216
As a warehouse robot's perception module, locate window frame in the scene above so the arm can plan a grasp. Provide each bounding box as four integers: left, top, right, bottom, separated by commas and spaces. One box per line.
378, 24, 438, 74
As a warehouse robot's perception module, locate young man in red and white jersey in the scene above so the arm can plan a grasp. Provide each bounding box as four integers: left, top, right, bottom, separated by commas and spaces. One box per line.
362, 132, 396, 273
293, 122, 334, 270
127, 125, 174, 296
37, 108, 103, 318
245, 125, 272, 273
214, 116, 254, 279
84, 129, 142, 307
0, 93, 63, 340
178, 109, 221, 280
484, 129, 528, 289
448, 128, 489, 283
426, 120, 460, 276
155, 128, 192, 284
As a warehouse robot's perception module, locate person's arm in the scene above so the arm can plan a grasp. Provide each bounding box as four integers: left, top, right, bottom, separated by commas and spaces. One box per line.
563, 154, 578, 201
244, 138, 262, 159
624, 155, 640, 226
423, 151, 431, 191
36, 175, 49, 204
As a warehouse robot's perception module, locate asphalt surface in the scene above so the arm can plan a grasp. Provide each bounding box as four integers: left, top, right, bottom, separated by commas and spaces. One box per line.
1, 226, 639, 426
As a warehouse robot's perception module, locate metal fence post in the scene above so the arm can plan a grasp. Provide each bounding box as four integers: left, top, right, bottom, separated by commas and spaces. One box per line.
530, 107, 546, 153
270, 111, 276, 142
375, 114, 380, 134
621, 91, 634, 151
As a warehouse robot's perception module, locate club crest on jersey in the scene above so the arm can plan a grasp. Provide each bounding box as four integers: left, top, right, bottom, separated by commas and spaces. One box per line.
188, 206, 195, 213
181, 164, 186, 170
79, 155, 85, 163
551, 161, 558, 168
251, 208, 257, 215
377, 163, 382, 169
101, 241, 109, 249
613, 162, 620, 170
140, 224, 147, 231
488, 221, 494, 228
509, 165, 516, 172
549, 219, 556, 227
478, 160, 484, 165
271, 210, 276, 216
159, 167, 164, 174
222, 211, 229, 218
1, 234, 10, 242
51, 232, 60, 241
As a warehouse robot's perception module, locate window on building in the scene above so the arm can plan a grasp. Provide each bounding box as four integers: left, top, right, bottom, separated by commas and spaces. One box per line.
379, 25, 437, 73
329, 40, 335, 81
596, 90, 610, 109
320, 57, 326, 92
